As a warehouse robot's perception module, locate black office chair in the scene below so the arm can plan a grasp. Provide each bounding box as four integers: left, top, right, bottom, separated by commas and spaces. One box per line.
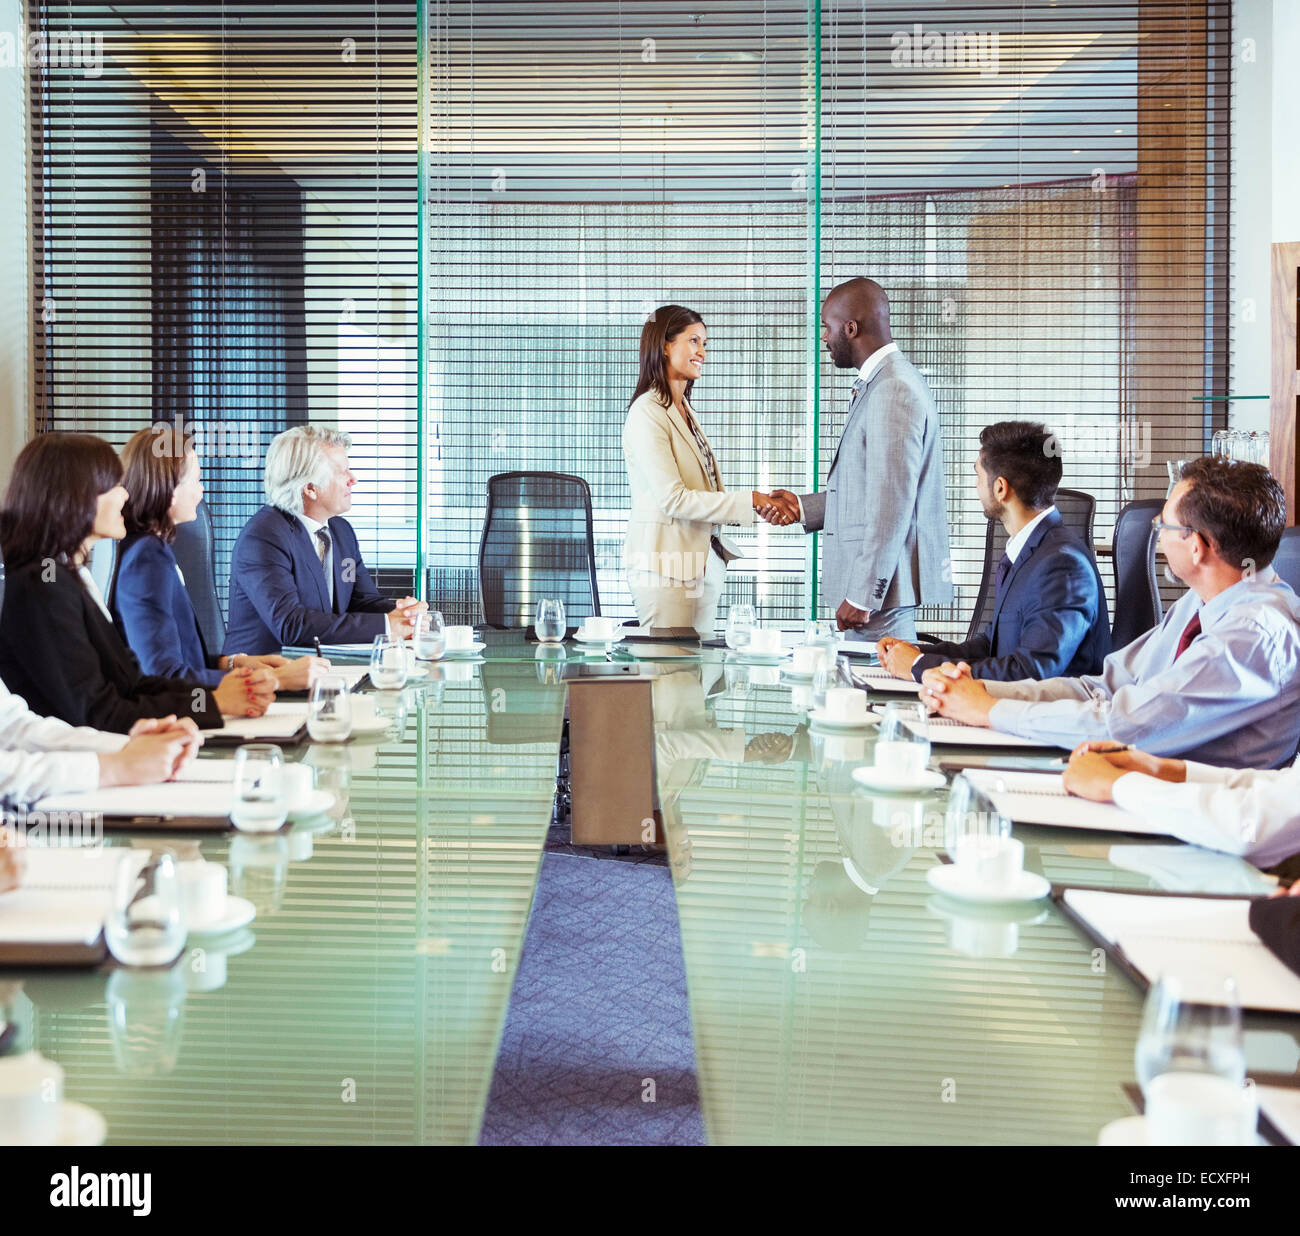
1270, 527, 1300, 596
921, 487, 1096, 643
172, 498, 226, 653
1110, 498, 1164, 649
478, 472, 600, 629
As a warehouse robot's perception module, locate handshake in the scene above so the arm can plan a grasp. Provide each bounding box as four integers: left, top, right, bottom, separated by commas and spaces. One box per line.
751, 488, 801, 527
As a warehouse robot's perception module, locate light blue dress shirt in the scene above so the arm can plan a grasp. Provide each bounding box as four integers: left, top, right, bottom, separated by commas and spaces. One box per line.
986, 566, 1300, 768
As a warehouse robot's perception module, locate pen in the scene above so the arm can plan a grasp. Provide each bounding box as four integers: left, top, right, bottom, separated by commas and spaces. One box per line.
314, 637, 323, 658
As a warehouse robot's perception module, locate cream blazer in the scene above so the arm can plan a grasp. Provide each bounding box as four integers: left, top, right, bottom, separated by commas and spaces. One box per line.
622, 390, 754, 583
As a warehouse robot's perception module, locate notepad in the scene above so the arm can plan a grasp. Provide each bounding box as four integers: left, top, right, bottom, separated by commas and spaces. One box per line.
33, 782, 235, 819
851, 666, 922, 694
1061, 889, 1300, 1013
0, 848, 137, 946
962, 769, 1172, 835
213, 704, 309, 743
905, 717, 1062, 749
173, 759, 238, 783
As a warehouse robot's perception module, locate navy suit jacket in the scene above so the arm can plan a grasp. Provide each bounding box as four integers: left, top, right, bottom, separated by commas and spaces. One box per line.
911, 510, 1111, 682
223, 505, 392, 655
113, 532, 224, 688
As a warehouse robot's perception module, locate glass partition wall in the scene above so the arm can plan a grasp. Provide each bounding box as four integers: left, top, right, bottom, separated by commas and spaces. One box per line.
30, 1, 1229, 638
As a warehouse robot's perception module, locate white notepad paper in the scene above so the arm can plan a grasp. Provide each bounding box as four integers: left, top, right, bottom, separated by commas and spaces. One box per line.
851, 666, 922, 694
217, 703, 309, 741
1062, 889, 1300, 1013
962, 769, 1170, 835
0, 848, 138, 945
33, 782, 235, 819
906, 717, 1061, 749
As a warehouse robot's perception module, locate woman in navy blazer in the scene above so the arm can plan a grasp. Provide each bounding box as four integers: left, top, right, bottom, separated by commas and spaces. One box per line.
115, 425, 322, 695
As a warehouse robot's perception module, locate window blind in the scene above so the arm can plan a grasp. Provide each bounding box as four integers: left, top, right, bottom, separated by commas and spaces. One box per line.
29, 1, 418, 610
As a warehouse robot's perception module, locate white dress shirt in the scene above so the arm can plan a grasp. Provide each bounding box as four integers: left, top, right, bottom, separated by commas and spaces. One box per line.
0, 678, 127, 806
797, 342, 902, 614
1004, 505, 1056, 564
1112, 759, 1300, 868
298, 514, 334, 609
77, 566, 114, 624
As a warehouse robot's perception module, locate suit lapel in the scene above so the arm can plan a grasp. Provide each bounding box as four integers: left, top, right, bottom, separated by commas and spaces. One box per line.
329, 519, 346, 614
288, 513, 331, 612
828, 374, 875, 476
656, 399, 716, 491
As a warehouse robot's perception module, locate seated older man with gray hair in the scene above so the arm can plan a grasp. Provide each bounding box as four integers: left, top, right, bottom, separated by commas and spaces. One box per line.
223, 425, 426, 656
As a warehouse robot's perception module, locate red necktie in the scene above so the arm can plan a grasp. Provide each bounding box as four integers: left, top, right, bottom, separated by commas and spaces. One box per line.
1174, 613, 1202, 659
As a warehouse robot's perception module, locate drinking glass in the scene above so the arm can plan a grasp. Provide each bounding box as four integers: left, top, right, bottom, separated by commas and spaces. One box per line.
1257, 430, 1271, 468
943, 773, 1009, 855
413, 610, 446, 661
1135, 974, 1245, 1094
230, 743, 287, 833
803, 619, 837, 648
811, 654, 853, 712
875, 701, 930, 778
1135, 974, 1252, 1145
1211, 430, 1230, 460
308, 673, 353, 743
105, 852, 185, 968
536, 598, 566, 643
370, 634, 409, 690
724, 604, 756, 651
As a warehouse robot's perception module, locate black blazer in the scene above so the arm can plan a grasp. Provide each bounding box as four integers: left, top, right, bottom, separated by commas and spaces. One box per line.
0, 558, 222, 733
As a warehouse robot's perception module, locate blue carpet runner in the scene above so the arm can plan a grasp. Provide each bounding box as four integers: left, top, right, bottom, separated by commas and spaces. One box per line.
478, 851, 706, 1146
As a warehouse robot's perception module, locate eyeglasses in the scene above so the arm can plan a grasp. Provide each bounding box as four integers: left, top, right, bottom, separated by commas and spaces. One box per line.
1151, 515, 1200, 539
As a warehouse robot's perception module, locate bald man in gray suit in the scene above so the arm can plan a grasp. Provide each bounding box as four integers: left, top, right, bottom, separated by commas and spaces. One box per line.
768, 278, 953, 640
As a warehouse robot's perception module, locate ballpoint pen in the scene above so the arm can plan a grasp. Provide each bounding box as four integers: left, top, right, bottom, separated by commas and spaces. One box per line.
314, 637, 323, 658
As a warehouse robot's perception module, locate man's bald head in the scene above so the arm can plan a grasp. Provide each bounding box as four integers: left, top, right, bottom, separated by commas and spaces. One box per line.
821, 277, 893, 370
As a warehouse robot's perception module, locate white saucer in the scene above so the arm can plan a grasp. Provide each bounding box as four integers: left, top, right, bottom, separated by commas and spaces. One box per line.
349, 715, 397, 736
1097, 1113, 1265, 1147
731, 650, 786, 665
573, 631, 626, 646
780, 665, 815, 682
925, 863, 1051, 905
441, 643, 486, 658
852, 765, 946, 794
287, 789, 335, 820
57, 1100, 107, 1146
808, 707, 879, 731
187, 894, 256, 937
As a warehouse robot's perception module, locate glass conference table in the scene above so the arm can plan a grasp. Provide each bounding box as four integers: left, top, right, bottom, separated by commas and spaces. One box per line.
5, 633, 1293, 1145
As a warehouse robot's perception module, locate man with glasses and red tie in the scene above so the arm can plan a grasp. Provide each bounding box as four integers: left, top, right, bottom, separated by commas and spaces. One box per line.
921, 457, 1300, 770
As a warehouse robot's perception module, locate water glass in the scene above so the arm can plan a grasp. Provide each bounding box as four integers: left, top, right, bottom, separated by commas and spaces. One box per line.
811, 654, 853, 712
943, 773, 1009, 854
230, 743, 288, 833
413, 610, 446, 661
724, 604, 756, 651
370, 635, 409, 690
536, 598, 566, 643
875, 701, 930, 778
804, 619, 837, 648
105, 852, 185, 968
1135, 974, 1245, 1093
308, 674, 353, 743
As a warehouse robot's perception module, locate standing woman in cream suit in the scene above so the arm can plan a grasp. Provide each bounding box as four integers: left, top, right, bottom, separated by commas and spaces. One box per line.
622, 305, 795, 636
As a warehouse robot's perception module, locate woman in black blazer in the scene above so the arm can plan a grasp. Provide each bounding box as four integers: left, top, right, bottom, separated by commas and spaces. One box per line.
0, 433, 273, 732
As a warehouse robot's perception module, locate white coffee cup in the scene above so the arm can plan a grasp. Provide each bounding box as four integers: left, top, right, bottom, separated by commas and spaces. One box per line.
445, 626, 475, 651
177, 860, 228, 930
583, 616, 616, 640
0, 1051, 64, 1146
747, 628, 781, 655
280, 763, 316, 813
953, 834, 1024, 888
790, 645, 827, 676
1146, 1072, 1257, 1146
824, 687, 868, 722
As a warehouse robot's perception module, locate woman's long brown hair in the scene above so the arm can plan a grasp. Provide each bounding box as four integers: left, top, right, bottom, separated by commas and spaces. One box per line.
629, 304, 705, 409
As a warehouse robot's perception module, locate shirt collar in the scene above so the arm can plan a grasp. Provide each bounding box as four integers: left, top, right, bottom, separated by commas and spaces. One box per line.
1005, 506, 1055, 564
856, 341, 899, 386
1196, 564, 1279, 626
298, 512, 328, 540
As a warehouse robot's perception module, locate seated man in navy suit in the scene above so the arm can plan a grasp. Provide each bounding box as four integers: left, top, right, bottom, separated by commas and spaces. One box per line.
224, 426, 426, 656
877, 420, 1110, 682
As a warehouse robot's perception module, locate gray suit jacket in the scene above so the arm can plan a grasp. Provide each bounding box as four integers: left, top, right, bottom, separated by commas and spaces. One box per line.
801, 350, 953, 614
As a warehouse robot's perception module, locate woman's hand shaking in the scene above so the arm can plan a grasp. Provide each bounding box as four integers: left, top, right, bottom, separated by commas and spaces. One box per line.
752, 489, 800, 526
